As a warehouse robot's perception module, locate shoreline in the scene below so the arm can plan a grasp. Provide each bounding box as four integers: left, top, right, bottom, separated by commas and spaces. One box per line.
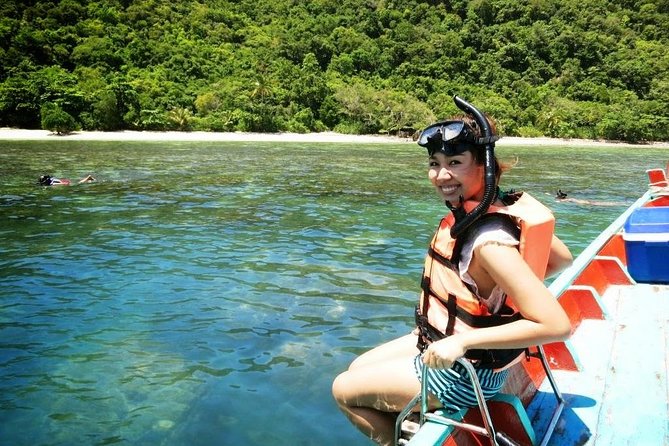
1, 128, 668, 148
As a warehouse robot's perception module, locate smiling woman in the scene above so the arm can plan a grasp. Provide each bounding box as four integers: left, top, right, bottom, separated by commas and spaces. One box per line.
428, 150, 485, 207
331, 97, 573, 446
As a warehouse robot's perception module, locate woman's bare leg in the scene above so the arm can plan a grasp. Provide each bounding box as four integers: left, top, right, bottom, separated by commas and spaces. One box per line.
333, 355, 419, 445
348, 332, 419, 370
332, 353, 441, 446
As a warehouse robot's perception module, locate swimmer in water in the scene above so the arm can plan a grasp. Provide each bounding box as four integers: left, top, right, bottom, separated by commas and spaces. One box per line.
38, 174, 95, 186
553, 189, 621, 206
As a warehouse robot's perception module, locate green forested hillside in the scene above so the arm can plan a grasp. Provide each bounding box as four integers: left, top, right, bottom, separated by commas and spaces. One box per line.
1, 0, 668, 142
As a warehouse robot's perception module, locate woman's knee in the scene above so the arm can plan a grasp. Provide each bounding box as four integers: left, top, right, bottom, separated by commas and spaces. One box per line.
333, 358, 420, 412
332, 371, 353, 405
332, 367, 379, 407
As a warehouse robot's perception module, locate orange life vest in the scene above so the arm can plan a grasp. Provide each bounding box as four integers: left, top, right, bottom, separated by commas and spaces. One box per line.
415, 191, 555, 369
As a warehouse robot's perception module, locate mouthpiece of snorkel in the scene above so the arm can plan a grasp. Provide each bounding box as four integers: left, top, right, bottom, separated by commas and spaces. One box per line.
417, 96, 498, 238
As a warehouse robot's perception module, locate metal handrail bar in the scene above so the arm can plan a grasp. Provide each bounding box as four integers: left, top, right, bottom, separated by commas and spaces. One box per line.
420, 364, 429, 425
394, 390, 422, 445
457, 359, 498, 444
535, 345, 565, 446
422, 412, 489, 436
417, 358, 499, 445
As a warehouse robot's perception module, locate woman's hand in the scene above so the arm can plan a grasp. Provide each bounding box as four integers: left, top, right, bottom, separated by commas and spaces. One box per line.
421, 336, 467, 369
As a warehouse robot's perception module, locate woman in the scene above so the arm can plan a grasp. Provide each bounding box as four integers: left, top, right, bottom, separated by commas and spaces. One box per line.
332, 99, 573, 446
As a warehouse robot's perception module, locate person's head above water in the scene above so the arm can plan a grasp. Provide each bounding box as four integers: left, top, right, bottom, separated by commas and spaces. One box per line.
38, 175, 52, 186
556, 189, 568, 199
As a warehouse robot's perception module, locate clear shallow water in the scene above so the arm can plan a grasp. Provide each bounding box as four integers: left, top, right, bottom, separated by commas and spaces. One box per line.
0, 140, 666, 445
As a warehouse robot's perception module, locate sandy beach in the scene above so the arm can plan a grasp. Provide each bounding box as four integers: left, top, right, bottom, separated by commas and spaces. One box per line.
1, 128, 668, 148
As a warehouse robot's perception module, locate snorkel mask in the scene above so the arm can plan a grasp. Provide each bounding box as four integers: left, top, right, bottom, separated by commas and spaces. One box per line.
417, 120, 478, 157
417, 96, 499, 238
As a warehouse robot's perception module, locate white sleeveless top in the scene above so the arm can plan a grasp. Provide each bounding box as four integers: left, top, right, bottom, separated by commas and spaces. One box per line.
457, 219, 520, 314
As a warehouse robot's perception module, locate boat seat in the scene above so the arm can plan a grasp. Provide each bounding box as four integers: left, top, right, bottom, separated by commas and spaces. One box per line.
647, 194, 669, 206
573, 255, 634, 295
537, 283, 608, 373
646, 168, 668, 188
541, 257, 632, 373
455, 393, 536, 445
598, 232, 627, 265
559, 285, 606, 326
647, 168, 669, 199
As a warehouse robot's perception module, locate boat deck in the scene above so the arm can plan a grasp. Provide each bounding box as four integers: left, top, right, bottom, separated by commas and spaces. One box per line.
529, 282, 669, 445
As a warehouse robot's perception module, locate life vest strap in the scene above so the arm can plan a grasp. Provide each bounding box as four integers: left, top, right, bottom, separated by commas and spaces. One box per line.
414, 305, 526, 369
426, 246, 455, 268
421, 279, 522, 329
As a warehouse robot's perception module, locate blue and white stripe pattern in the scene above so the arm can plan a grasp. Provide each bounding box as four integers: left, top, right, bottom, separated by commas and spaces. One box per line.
414, 355, 508, 411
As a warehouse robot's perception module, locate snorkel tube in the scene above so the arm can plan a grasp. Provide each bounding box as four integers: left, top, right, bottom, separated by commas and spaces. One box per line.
450, 96, 498, 238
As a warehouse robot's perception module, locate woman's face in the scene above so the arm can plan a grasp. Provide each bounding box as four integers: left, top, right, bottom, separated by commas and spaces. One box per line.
428, 151, 484, 206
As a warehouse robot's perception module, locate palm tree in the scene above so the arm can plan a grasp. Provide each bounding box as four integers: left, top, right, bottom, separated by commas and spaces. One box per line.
251, 73, 273, 103
168, 107, 193, 131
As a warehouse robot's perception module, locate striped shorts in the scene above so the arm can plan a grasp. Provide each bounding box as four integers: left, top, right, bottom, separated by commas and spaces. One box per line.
413, 355, 509, 412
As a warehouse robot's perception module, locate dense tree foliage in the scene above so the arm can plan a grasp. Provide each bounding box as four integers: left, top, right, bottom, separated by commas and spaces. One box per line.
1, 0, 668, 141
40, 102, 77, 134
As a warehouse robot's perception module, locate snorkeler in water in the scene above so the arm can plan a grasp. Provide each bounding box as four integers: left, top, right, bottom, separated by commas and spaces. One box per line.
553, 189, 621, 206
38, 174, 95, 186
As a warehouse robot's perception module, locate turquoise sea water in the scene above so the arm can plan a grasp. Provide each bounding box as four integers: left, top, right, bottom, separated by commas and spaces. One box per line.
0, 140, 666, 445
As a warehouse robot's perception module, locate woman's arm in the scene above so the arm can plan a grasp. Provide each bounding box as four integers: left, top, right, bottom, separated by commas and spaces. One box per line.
546, 235, 573, 277
422, 242, 571, 369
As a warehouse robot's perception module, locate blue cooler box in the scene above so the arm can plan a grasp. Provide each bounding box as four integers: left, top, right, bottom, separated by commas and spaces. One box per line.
623, 206, 669, 283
